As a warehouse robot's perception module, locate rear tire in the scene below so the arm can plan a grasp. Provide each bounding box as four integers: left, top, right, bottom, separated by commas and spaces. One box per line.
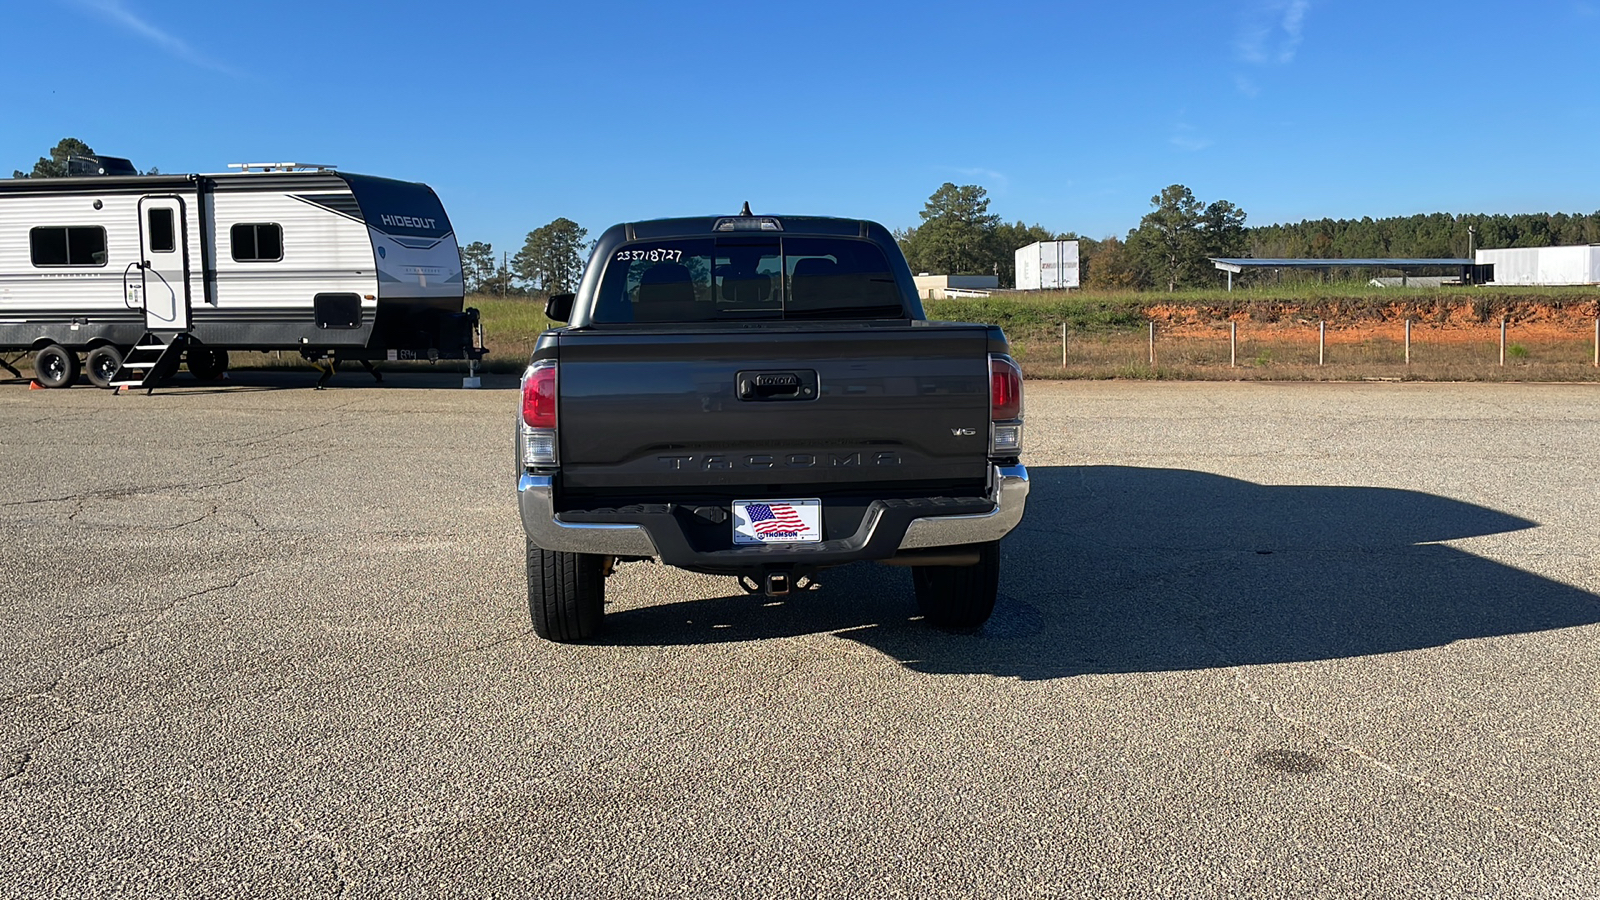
527, 541, 606, 642
912, 540, 1001, 632
85, 345, 124, 389
186, 347, 229, 381
33, 344, 79, 389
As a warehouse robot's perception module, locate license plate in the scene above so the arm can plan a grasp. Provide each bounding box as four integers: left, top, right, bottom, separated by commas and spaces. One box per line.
732, 499, 822, 545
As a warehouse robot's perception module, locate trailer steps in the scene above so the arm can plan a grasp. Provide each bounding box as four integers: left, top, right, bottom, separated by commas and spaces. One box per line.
110, 332, 190, 394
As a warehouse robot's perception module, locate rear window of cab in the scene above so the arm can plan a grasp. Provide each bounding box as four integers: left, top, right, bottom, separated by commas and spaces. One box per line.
591, 237, 905, 323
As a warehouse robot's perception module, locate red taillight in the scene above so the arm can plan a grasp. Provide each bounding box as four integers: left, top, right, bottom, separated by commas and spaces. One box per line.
522, 363, 557, 428
990, 356, 1022, 420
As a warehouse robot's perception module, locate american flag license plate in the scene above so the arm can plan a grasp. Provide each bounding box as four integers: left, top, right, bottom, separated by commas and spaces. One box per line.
732, 499, 823, 545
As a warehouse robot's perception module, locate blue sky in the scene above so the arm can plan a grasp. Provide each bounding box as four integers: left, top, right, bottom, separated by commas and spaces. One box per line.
7, 0, 1600, 256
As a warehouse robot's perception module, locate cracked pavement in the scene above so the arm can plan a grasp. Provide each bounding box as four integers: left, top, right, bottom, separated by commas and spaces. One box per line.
1, 373, 1597, 898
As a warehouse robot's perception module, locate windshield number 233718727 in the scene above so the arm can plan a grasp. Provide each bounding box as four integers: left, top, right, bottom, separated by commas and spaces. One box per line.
615, 248, 683, 263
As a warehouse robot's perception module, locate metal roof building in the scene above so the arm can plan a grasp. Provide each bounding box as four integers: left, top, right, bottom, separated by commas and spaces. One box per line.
1209, 257, 1475, 290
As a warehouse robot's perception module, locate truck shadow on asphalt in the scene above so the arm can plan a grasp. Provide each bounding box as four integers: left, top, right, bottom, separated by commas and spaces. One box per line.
602, 465, 1600, 679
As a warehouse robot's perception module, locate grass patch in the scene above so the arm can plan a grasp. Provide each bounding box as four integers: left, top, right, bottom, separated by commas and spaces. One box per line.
928, 285, 1600, 328
469, 294, 555, 371
454, 290, 1600, 383
928, 296, 1147, 336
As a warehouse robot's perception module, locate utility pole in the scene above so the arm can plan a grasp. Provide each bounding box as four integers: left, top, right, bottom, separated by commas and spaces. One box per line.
1467, 225, 1478, 284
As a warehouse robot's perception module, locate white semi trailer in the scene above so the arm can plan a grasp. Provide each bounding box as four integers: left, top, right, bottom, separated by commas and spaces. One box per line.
1475, 245, 1600, 286
1015, 240, 1080, 291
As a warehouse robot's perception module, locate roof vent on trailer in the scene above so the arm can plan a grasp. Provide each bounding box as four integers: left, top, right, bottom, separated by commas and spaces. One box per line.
66, 155, 138, 176
227, 162, 339, 173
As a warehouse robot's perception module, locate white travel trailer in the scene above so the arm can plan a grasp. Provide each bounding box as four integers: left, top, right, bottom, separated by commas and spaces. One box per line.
0, 158, 482, 389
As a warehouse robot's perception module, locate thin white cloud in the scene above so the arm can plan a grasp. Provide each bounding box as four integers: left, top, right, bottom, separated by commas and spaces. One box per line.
1279, 0, 1309, 61
1169, 124, 1214, 152
1233, 1, 1310, 96
66, 0, 242, 76
937, 166, 1010, 191
1236, 0, 1311, 65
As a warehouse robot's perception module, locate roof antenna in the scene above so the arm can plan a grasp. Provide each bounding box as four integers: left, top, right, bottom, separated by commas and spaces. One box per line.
740, 201, 753, 217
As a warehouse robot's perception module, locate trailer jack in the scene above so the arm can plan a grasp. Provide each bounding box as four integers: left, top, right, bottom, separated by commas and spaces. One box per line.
304, 353, 382, 390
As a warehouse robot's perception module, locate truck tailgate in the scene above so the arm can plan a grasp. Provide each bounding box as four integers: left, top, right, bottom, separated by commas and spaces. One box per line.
555, 325, 994, 491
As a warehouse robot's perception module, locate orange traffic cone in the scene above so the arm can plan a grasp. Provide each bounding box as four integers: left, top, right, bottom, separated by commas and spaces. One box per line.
28, 381, 43, 390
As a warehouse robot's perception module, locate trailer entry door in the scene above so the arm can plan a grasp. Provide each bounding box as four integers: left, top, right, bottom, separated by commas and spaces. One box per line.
138, 196, 191, 332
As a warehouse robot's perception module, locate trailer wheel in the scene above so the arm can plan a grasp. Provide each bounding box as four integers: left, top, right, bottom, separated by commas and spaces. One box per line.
526, 541, 605, 642
85, 345, 124, 389
186, 347, 229, 381
32, 344, 79, 389
912, 540, 1001, 632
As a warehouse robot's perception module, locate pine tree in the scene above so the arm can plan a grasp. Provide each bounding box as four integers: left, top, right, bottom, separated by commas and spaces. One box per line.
13, 138, 94, 178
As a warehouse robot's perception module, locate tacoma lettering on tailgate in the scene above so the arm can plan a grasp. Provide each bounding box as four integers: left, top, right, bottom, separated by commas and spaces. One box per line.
657, 452, 902, 471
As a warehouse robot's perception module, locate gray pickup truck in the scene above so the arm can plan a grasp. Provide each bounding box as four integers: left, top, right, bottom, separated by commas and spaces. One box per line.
515, 210, 1028, 642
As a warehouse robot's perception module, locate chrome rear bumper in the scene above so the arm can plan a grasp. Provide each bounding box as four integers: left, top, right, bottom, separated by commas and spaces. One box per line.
899, 464, 1029, 549
517, 463, 1028, 558
517, 474, 659, 556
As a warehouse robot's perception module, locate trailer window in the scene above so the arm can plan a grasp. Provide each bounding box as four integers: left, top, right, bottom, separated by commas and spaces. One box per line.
29, 226, 107, 267
147, 208, 175, 253
231, 223, 283, 262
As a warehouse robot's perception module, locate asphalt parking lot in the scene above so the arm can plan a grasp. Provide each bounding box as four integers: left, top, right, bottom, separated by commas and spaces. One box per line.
1, 374, 1597, 899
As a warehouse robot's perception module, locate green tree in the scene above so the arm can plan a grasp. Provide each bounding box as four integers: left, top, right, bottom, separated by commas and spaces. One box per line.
1070, 234, 1103, 286
1200, 200, 1248, 259
1083, 235, 1143, 289
1197, 200, 1248, 287
1239, 209, 1594, 268
490, 257, 520, 296
13, 137, 94, 178
1128, 184, 1205, 292
894, 224, 928, 274
458, 241, 497, 294
513, 217, 589, 295
913, 183, 1002, 276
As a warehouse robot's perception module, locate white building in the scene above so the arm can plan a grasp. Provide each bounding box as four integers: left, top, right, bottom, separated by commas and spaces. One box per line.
912, 274, 999, 300
1475, 245, 1600, 286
